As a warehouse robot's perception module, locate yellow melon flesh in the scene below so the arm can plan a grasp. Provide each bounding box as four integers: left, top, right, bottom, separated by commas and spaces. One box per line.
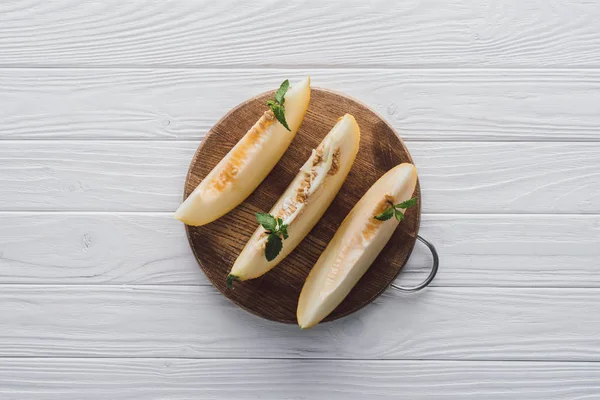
297, 163, 418, 329
229, 114, 361, 282
175, 77, 311, 226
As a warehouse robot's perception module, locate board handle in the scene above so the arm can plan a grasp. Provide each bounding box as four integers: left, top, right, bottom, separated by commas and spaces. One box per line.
391, 235, 439, 293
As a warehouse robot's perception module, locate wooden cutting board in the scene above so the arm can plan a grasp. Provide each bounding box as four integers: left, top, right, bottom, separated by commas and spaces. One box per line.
183, 87, 420, 324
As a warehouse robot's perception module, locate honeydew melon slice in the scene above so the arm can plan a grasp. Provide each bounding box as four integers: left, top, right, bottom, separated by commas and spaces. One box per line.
297, 163, 418, 329
228, 114, 361, 283
175, 77, 311, 226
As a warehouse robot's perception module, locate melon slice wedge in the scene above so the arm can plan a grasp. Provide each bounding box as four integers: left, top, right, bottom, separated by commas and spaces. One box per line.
297, 163, 418, 329
228, 114, 361, 283
175, 77, 311, 226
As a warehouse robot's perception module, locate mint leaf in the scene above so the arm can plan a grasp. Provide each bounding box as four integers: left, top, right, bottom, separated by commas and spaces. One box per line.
265, 234, 283, 261
397, 197, 418, 209
266, 80, 292, 131
256, 212, 289, 260
274, 80, 289, 104
271, 104, 290, 131
374, 207, 395, 221
256, 212, 277, 232
279, 224, 289, 240
375, 196, 417, 222
394, 209, 405, 222
226, 274, 240, 289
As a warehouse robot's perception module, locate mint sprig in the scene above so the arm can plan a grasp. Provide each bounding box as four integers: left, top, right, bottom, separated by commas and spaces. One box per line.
226, 274, 240, 289
374, 197, 418, 222
266, 80, 291, 131
256, 212, 289, 261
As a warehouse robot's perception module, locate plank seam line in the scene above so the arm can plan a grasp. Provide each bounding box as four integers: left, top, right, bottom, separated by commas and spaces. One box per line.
2, 284, 600, 290
1, 283, 600, 289
0, 356, 599, 363
2, 64, 600, 71
1, 140, 600, 145
2, 138, 600, 143
1, 211, 599, 216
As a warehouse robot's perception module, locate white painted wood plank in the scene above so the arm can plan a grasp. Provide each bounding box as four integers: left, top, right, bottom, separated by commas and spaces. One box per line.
1, 285, 600, 360
0, 212, 199, 286
0, 141, 194, 212
1, 0, 599, 67
0, 141, 598, 213
1, 359, 599, 400
1, 213, 598, 288
1, 68, 599, 141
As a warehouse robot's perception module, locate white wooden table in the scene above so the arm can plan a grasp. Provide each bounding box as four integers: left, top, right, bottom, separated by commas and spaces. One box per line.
1, 1, 599, 398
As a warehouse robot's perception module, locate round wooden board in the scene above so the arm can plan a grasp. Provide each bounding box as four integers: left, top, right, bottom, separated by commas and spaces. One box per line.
184, 88, 420, 324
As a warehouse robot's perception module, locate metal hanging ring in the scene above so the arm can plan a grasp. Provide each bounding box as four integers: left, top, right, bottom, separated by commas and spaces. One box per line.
391, 235, 439, 293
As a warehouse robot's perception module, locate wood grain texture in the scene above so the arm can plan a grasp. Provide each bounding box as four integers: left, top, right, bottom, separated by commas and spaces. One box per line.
2, 213, 598, 288
1, 358, 599, 400
1, 68, 599, 141
0, 212, 198, 285
1, 141, 598, 213
2, 0, 600, 396
2, 285, 600, 361
184, 88, 419, 323
1, 0, 600, 67
0, 141, 195, 212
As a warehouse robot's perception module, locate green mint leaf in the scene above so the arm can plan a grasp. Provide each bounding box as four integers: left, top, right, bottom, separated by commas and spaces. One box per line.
271, 104, 291, 131
279, 224, 289, 240
256, 212, 277, 232
397, 197, 418, 209
394, 209, 405, 222
274, 79, 289, 105
374, 206, 395, 221
226, 274, 240, 289
266, 80, 291, 131
265, 233, 283, 261
257, 213, 288, 261
276, 218, 288, 239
